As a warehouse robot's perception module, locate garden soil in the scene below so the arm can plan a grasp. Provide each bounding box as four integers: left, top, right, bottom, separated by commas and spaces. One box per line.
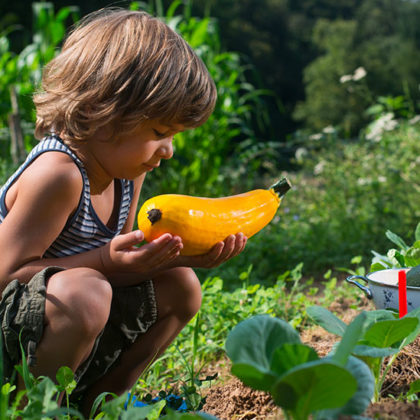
201, 295, 420, 419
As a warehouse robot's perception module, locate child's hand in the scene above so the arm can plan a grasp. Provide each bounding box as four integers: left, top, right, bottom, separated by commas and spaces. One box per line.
100, 230, 183, 275
176, 233, 247, 269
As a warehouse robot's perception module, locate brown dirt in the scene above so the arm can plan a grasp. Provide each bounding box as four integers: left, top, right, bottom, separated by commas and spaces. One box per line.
204, 377, 281, 420
201, 296, 420, 419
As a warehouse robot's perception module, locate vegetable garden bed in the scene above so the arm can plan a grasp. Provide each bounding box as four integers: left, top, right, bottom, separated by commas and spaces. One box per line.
200, 295, 420, 419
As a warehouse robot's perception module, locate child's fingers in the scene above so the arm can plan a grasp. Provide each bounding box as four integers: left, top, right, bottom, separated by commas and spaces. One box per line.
146, 234, 182, 261
208, 233, 245, 266
217, 234, 236, 261
206, 241, 224, 261
113, 230, 145, 251
231, 233, 247, 257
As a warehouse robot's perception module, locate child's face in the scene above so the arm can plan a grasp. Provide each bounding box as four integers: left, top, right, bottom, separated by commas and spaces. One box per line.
94, 119, 185, 180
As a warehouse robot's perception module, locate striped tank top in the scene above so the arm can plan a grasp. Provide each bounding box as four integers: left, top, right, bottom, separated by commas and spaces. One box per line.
0, 135, 134, 258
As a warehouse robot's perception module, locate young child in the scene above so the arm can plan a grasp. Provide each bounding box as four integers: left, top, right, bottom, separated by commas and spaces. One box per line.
0, 8, 247, 412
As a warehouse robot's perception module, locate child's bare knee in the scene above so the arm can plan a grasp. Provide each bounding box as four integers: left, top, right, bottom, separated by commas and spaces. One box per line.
155, 267, 202, 322
47, 268, 112, 336
180, 268, 202, 318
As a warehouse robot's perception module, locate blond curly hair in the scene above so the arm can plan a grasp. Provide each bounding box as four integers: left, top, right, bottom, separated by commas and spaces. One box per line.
34, 8, 217, 143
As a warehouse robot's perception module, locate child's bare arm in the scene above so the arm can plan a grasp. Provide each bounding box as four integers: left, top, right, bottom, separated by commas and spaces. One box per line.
0, 154, 82, 287
0, 166, 182, 291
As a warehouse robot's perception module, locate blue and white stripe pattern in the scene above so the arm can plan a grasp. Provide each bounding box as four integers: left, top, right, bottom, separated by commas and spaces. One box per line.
0, 135, 134, 258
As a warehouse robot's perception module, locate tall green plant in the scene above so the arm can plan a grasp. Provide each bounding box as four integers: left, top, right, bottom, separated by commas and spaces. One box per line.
0, 2, 79, 158
136, 0, 273, 197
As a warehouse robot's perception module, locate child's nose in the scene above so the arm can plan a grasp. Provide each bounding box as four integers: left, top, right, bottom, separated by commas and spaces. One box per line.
158, 137, 174, 159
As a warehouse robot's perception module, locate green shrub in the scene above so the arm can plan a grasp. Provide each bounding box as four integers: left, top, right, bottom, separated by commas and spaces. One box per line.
206, 120, 420, 284
137, 1, 272, 198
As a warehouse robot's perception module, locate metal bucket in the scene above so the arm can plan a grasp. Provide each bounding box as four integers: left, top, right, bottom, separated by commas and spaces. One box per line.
346, 268, 420, 312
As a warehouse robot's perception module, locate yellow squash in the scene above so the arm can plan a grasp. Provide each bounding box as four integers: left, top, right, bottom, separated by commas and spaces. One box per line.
137, 178, 291, 256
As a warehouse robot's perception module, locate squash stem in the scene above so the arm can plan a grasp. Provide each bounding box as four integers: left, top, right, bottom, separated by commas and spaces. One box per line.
147, 208, 162, 225
270, 177, 292, 197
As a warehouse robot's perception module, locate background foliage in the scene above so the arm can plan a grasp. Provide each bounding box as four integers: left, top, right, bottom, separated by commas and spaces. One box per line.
1, 0, 420, 283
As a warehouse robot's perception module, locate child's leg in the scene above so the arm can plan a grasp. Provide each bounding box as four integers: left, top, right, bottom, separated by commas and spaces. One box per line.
31, 267, 113, 379
81, 266, 202, 411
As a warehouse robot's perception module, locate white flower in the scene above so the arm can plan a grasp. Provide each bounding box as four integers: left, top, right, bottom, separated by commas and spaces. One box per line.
366, 112, 398, 142
340, 67, 367, 83
340, 74, 353, 83
353, 67, 367, 81
295, 147, 308, 162
409, 115, 420, 125
322, 125, 335, 134
357, 178, 370, 186
378, 176, 387, 183
309, 133, 322, 141
314, 161, 326, 175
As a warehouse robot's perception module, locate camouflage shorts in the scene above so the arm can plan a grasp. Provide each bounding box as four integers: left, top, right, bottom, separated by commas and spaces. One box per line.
0, 266, 158, 393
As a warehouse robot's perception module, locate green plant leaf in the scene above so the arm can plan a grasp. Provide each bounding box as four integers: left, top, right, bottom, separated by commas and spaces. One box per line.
22, 376, 59, 416
351, 256, 363, 265
49, 21, 65, 45
386, 230, 409, 251
361, 310, 397, 335
361, 317, 419, 348
225, 315, 301, 371
352, 345, 399, 358
121, 399, 166, 420
404, 247, 420, 267
189, 18, 210, 48
400, 309, 420, 346
56, 366, 76, 394
407, 378, 420, 396
371, 261, 389, 271
90, 391, 119, 419
271, 359, 357, 417
55, 6, 79, 22
316, 355, 374, 418
96, 392, 129, 418
18, 332, 35, 390
231, 363, 277, 391
270, 343, 319, 377
332, 312, 367, 366
387, 249, 405, 267
306, 306, 347, 336
414, 223, 420, 242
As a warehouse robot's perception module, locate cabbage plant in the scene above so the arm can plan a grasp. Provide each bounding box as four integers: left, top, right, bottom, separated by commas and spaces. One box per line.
225, 314, 374, 420
307, 305, 420, 402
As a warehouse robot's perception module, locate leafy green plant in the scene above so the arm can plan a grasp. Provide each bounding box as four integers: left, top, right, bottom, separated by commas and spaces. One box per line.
392, 378, 420, 403
225, 314, 374, 420
307, 305, 420, 402
237, 120, 420, 282
371, 222, 420, 270
0, 2, 79, 156
134, 0, 273, 198
0, 335, 84, 419
138, 263, 362, 402
169, 314, 218, 412
0, 331, 218, 419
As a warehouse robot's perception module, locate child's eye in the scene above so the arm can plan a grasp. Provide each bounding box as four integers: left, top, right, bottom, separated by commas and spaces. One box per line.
153, 129, 166, 138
